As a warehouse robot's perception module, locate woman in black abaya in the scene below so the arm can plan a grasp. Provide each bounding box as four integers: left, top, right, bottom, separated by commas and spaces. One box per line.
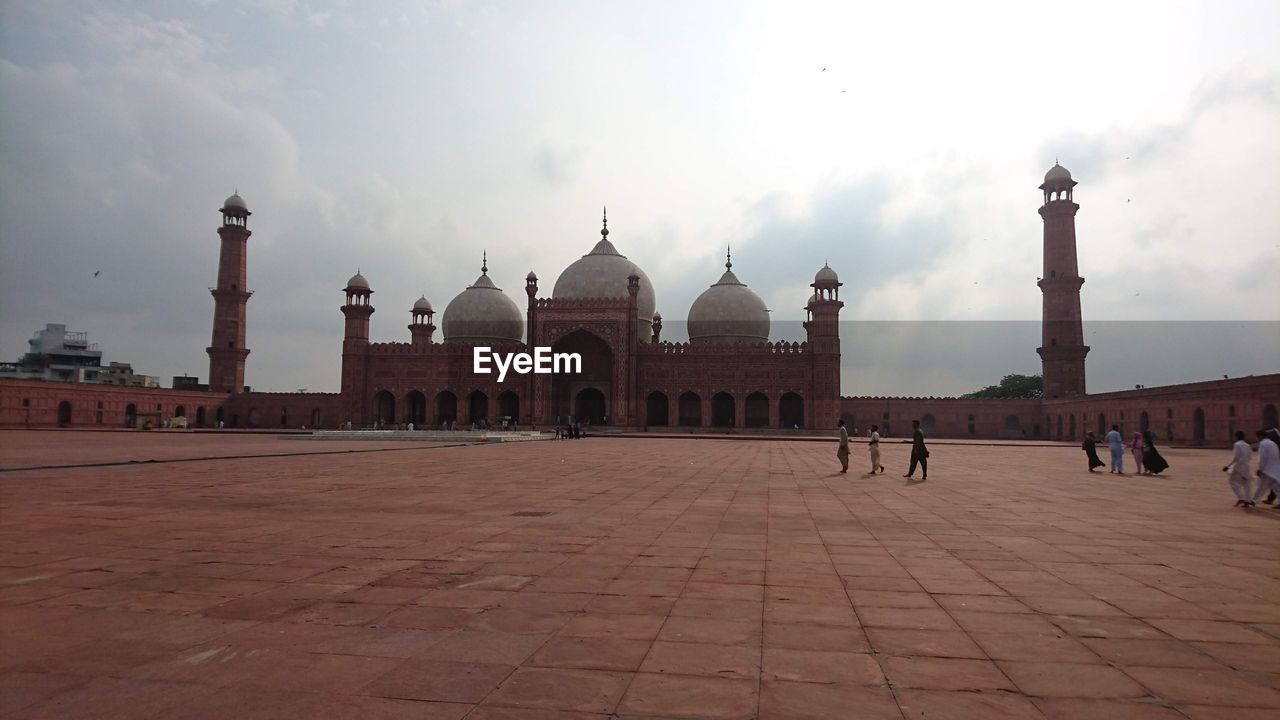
1082, 432, 1105, 472
1142, 430, 1169, 475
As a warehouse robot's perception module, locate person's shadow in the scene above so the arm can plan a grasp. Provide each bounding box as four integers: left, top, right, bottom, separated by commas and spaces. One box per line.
905, 477, 928, 486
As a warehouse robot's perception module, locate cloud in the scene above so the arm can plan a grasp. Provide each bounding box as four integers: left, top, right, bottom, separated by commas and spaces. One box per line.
532, 142, 586, 186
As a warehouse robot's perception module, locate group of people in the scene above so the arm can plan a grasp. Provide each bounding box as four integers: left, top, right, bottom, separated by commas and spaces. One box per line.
556, 419, 586, 440
1082, 425, 1169, 475
1225, 428, 1280, 509
837, 418, 928, 479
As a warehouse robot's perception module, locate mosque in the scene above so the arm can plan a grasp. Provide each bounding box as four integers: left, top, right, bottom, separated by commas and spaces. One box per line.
1, 164, 1276, 442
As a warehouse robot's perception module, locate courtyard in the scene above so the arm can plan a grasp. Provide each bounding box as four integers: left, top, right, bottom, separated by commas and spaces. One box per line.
1, 431, 1278, 719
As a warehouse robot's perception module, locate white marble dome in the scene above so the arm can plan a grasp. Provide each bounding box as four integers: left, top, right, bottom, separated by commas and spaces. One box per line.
412, 295, 433, 313
552, 214, 657, 342
814, 263, 839, 285
688, 256, 770, 345
1044, 163, 1072, 183
442, 262, 524, 344
222, 192, 248, 213
346, 271, 370, 290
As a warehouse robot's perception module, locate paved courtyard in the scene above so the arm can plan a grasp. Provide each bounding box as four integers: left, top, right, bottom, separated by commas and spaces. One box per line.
2, 432, 1279, 719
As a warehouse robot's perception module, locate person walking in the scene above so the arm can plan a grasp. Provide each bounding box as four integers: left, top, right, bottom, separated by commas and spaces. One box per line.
1252, 429, 1280, 509
1082, 432, 1105, 472
868, 424, 885, 474
1141, 430, 1169, 475
904, 419, 928, 481
1128, 432, 1146, 474
1224, 430, 1254, 507
1104, 425, 1125, 474
836, 419, 850, 473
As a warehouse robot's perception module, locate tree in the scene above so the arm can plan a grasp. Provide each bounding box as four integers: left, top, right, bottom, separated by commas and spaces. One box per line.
963, 373, 1043, 399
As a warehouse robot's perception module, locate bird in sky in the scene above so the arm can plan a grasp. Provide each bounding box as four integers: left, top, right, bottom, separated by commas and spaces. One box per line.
821, 67, 827, 71
93, 270, 100, 277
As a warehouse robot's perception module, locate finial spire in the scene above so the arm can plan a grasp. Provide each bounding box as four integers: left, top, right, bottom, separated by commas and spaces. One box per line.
726, 244, 732, 270
601, 206, 609, 238
481, 250, 488, 274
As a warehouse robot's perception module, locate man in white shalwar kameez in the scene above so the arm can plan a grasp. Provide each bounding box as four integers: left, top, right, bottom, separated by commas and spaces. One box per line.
1223, 431, 1253, 507
1251, 429, 1280, 509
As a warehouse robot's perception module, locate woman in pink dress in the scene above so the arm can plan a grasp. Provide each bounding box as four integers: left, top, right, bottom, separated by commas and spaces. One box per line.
1128, 432, 1146, 475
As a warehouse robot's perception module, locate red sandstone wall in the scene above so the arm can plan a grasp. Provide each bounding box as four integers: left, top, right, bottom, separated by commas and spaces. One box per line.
1042, 374, 1280, 447
839, 397, 1044, 440
223, 391, 345, 429
0, 378, 230, 429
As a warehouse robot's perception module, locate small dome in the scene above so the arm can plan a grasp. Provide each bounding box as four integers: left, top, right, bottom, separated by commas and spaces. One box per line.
527, 270, 538, 281
653, 312, 662, 322
807, 293, 817, 307
552, 210, 657, 341
413, 295, 433, 313
1044, 163, 1072, 183
346, 271, 369, 290
222, 192, 248, 214
814, 262, 839, 285
688, 254, 770, 345
442, 261, 524, 344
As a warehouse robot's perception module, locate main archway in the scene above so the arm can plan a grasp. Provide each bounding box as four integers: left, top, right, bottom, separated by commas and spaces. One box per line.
551, 330, 613, 424
575, 388, 607, 424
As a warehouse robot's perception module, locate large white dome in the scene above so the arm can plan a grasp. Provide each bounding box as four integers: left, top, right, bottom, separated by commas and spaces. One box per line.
688, 255, 770, 345
552, 213, 657, 342
442, 261, 524, 344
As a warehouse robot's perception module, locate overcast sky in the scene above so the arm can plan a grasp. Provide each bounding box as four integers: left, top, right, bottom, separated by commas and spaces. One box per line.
1, 0, 1277, 395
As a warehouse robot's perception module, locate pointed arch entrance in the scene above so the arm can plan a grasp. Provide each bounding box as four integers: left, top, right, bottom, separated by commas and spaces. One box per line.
57, 401, 72, 427
406, 391, 427, 425
646, 391, 669, 426
551, 330, 613, 424
468, 390, 489, 424
498, 390, 519, 422
678, 391, 702, 427
745, 392, 769, 428
779, 392, 804, 428
374, 391, 395, 426
711, 392, 735, 428
435, 391, 457, 425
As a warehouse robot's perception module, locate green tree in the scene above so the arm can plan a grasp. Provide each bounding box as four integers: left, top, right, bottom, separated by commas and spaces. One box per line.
963, 373, 1043, 399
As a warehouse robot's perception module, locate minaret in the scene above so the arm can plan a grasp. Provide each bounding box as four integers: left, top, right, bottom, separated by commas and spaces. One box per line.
341, 271, 374, 422
409, 295, 435, 348
1037, 162, 1089, 399
207, 192, 252, 393
807, 262, 843, 428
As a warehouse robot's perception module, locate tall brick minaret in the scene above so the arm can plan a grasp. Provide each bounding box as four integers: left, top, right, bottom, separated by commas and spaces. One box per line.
207, 192, 252, 393
1037, 163, 1089, 399
806, 263, 843, 428
340, 271, 374, 424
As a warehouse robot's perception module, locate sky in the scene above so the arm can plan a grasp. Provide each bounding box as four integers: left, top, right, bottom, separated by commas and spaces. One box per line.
1, 0, 1277, 395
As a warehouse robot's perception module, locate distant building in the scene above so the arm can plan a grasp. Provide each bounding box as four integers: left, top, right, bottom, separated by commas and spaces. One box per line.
0, 323, 157, 387
172, 375, 208, 392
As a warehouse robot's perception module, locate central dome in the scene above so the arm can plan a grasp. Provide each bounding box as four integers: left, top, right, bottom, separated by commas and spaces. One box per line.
442, 258, 524, 344
552, 211, 657, 341
688, 251, 770, 345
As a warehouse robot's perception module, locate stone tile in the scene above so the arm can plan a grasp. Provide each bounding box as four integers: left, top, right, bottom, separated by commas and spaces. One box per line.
657, 616, 761, 646
486, 667, 629, 713
762, 648, 882, 685
420, 630, 551, 664
971, 632, 1103, 663
999, 661, 1149, 699
884, 656, 1016, 691
1034, 698, 1185, 719
865, 627, 986, 659
364, 659, 515, 703
1080, 638, 1221, 669
759, 680, 900, 720
559, 612, 667, 640
1146, 618, 1273, 644
1123, 666, 1280, 707
641, 641, 760, 679
763, 623, 870, 653
858, 606, 960, 631
528, 635, 653, 671
897, 688, 1046, 719
619, 673, 757, 719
